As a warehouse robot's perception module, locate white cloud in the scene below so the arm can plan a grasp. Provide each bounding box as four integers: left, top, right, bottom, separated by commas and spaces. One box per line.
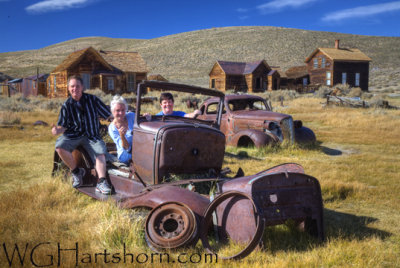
322, 1, 400, 22
236, 8, 248, 13
257, 0, 317, 14
26, 0, 97, 14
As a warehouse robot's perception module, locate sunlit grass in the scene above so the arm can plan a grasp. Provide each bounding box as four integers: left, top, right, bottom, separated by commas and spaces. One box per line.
0, 96, 400, 266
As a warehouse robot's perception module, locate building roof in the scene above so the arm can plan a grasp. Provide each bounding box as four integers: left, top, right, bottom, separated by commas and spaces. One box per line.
99, 50, 149, 73
285, 65, 308, 79
271, 66, 286, 78
51, 47, 149, 74
0, 72, 14, 83
216, 60, 270, 75
147, 74, 168, 81
305, 47, 371, 62
25, 74, 49, 80
51, 47, 113, 73
8, 78, 23, 83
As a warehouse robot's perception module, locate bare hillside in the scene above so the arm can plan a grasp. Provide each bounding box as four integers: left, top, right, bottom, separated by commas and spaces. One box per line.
1, 26, 399, 88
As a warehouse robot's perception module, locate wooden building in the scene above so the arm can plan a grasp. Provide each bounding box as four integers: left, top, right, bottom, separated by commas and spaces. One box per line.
47, 47, 149, 98
284, 66, 310, 92
209, 60, 275, 92
21, 74, 49, 97
0, 72, 14, 96
305, 40, 371, 91
3, 78, 22, 96
267, 69, 281, 90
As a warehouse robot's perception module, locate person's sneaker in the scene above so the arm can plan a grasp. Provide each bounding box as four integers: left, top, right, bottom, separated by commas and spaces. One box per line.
96, 179, 112, 195
72, 168, 85, 188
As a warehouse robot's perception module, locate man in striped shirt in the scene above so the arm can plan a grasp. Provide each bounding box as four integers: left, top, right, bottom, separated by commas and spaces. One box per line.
51, 75, 112, 194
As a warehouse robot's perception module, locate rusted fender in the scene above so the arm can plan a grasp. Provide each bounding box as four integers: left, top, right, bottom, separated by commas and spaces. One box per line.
119, 186, 210, 219
220, 169, 324, 241
200, 191, 265, 260
228, 129, 279, 147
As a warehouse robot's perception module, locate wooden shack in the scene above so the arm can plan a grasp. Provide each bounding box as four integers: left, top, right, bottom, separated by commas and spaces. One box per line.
285, 66, 310, 92
305, 40, 371, 91
267, 69, 280, 90
4, 78, 22, 96
47, 47, 149, 98
209, 60, 273, 92
21, 74, 49, 97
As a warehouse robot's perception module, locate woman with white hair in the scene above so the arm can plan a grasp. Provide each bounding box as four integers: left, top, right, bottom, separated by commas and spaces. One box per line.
108, 95, 135, 164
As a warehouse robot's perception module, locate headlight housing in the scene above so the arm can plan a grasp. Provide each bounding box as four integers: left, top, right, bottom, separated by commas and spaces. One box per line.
264, 121, 283, 142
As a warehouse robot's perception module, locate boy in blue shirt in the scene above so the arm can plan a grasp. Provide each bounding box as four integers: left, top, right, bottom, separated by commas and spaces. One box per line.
156, 92, 200, 118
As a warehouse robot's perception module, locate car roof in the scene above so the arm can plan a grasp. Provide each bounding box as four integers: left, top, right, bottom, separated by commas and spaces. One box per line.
203, 94, 264, 104
138, 80, 225, 98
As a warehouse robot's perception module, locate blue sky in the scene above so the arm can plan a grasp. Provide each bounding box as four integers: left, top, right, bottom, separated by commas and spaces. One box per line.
0, 0, 399, 53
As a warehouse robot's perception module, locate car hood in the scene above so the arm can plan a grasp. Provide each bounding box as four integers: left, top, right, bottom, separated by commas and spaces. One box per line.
229, 110, 291, 121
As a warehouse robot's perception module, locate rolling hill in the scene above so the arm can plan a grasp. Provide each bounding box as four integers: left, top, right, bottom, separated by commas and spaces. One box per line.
1, 26, 399, 88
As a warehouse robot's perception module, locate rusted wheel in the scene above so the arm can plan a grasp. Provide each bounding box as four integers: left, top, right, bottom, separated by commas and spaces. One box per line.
145, 202, 198, 250
200, 191, 265, 260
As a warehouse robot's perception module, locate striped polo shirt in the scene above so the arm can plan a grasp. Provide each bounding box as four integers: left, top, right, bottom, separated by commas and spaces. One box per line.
57, 93, 111, 140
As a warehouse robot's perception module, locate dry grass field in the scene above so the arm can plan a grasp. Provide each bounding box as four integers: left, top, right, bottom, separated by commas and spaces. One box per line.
0, 91, 399, 267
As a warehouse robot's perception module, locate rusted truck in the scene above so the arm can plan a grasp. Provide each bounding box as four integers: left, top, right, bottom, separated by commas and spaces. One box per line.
197, 94, 316, 148
52, 81, 324, 260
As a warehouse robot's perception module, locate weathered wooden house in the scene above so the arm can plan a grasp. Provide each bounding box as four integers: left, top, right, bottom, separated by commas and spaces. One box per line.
47, 47, 149, 98
0, 72, 14, 96
21, 74, 49, 97
267, 69, 281, 90
3, 78, 22, 96
209, 60, 276, 92
1, 74, 48, 97
305, 40, 371, 91
284, 66, 310, 92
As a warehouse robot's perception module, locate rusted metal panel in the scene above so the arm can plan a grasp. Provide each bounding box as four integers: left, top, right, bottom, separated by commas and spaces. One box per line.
156, 125, 225, 183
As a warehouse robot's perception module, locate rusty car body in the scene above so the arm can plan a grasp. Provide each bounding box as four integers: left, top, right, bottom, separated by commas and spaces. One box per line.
52, 81, 324, 259
197, 94, 316, 148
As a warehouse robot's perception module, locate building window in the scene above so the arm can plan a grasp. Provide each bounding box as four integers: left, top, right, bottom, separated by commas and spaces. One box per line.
127, 73, 135, 92
355, 73, 360, 87
48, 79, 51, 96
211, 79, 216, 88
303, 77, 308, 86
107, 78, 114, 90
342, 72, 347, 84
313, 58, 318, 69
82, 73, 90, 89
326, 71, 331, 86
321, 57, 326, 68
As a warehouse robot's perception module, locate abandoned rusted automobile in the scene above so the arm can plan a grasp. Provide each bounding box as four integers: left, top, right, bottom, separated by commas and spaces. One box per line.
197, 94, 316, 148
52, 81, 324, 260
